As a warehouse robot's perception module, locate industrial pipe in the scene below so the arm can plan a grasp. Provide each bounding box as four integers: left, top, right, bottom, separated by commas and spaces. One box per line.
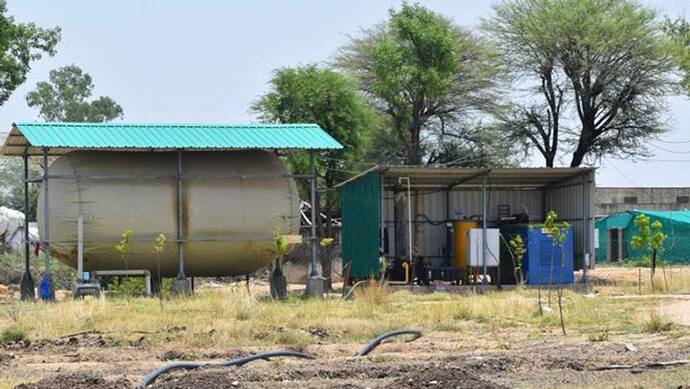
385, 262, 409, 285
136, 350, 316, 388
92, 270, 152, 296
355, 329, 422, 357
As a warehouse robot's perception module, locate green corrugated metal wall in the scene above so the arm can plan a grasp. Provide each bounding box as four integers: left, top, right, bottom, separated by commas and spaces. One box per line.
340, 172, 381, 279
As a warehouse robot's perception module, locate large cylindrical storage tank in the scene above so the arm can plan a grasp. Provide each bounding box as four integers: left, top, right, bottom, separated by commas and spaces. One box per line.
37, 150, 300, 277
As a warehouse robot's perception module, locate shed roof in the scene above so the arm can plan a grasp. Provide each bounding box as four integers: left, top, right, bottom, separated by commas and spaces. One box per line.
596, 210, 690, 230
335, 165, 594, 190
1, 122, 343, 156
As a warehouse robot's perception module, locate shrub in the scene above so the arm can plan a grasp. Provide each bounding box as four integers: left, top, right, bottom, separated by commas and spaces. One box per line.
643, 312, 673, 333
1, 327, 28, 344
587, 330, 609, 342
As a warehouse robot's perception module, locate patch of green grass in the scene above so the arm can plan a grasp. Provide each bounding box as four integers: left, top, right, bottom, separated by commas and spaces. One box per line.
0, 326, 28, 344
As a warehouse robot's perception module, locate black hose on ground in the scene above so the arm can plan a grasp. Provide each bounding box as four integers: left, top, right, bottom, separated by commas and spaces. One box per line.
355, 329, 422, 357
136, 350, 316, 388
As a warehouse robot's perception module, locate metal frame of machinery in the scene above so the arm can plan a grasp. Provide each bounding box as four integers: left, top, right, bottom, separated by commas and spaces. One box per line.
337, 166, 596, 286
1, 122, 343, 301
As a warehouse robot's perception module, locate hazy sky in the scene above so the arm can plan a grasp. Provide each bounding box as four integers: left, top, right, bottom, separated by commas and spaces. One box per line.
4, 1, 690, 187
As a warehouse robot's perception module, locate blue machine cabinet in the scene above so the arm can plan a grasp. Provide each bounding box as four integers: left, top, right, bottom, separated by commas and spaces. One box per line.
501, 225, 574, 285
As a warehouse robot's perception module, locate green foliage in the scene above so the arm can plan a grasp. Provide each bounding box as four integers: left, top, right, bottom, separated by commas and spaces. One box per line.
252, 64, 378, 210
0, 158, 40, 220
0, 326, 27, 344
273, 228, 288, 257
664, 17, 690, 94
488, 0, 678, 167
26, 65, 123, 122
114, 230, 134, 255
336, 2, 501, 165
154, 233, 168, 254
509, 234, 526, 283
0, 0, 60, 107
320, 237, 334, 248
543, 211, 571, 245
631, 214, 667, 257
0, 253, 75, 289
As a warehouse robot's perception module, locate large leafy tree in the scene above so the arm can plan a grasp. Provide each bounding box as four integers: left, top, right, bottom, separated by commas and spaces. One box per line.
252, 65, 378, 288
0, 0, 59, 217
488, 0, 679, 167
26, 65, 123, 122
336, 3, 499, 165
0, 0, 60, 108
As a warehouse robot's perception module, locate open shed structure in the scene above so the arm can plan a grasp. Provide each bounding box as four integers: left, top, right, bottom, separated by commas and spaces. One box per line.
337, 166, 596, 283
2, 122, 342, 300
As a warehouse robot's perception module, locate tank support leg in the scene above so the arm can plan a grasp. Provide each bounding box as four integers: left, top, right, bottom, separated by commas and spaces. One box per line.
20, 153, 35, 301
39, 148, 55, 301
306, 150, 324, 298
172, 150, 191, 295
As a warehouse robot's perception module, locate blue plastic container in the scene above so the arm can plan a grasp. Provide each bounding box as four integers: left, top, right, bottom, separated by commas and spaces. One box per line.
501, 225, 574, 285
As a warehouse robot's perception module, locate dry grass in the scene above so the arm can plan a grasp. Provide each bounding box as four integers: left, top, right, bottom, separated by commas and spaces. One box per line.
1, 269, 685, 351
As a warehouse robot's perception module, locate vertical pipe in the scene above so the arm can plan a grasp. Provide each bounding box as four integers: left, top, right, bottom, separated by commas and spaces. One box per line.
23, 153, 30, 273
581, 173, 588, 284
176, 150, 185, 279
77, 215, 84, 281
20, 152, 34, 300
481, 174, 488, 285
380, 174, 384, 255
42, 148, 53, 300
309, 151, 318, 277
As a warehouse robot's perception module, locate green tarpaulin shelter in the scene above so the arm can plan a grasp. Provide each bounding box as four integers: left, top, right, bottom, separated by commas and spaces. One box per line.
596, 210, 690, 263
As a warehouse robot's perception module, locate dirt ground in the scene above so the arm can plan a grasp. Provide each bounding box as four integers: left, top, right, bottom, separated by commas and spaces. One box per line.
3, 321, 690, 388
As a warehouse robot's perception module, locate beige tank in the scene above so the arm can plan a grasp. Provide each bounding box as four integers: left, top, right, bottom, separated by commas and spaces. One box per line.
37, 150, 300, 277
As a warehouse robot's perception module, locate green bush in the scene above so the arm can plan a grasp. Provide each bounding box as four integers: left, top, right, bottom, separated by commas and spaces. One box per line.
0, 253, 75, 289
1, 327, 28, 344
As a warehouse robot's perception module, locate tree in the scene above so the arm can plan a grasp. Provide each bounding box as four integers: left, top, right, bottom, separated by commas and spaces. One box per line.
0, 0, 60, 108
664, 17, 690, 94
487, 0, 679, 167
543, 210, 571, 335
252, 64, 378, 289
26, 65, 123, 122
631, 214, 667, 292
336, 3, 500, 165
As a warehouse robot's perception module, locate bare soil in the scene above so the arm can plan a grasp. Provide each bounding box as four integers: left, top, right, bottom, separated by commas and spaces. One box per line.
6, 329, 690, 388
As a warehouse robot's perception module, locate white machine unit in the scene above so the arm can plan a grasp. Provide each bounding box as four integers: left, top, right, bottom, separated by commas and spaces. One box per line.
467, 228, 500, 267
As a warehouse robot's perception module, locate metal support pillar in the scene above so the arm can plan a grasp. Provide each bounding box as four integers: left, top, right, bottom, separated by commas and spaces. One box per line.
40, 148, 54, 300
19, 153, 34, 300
581, 174, 589, 286
172, 150, 191, 295
306, 151, 324, 297
481, 174, 488, 285
77, 215, 84, 281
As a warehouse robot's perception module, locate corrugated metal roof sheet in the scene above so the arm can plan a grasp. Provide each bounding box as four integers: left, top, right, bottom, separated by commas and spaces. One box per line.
335, 165, 595, 190
2, 122, 343, 155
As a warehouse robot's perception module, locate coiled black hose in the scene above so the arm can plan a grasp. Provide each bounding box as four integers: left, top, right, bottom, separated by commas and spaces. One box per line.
355, 329, 422, 357
136, 350, 316, 388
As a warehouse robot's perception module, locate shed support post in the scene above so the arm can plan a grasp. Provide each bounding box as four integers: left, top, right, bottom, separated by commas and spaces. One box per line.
306, 150, 324, 297
40, 148, 54, 301
172, 150, 191, 295
481, 174, 488, 285
581, 174, 589, 286
19, 153, 34, 300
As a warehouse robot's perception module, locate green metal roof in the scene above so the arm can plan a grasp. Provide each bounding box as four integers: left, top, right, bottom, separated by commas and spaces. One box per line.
2, 122, 343, 155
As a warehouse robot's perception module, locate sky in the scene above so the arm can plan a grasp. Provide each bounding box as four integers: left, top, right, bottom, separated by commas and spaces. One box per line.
3, 0, 690, 187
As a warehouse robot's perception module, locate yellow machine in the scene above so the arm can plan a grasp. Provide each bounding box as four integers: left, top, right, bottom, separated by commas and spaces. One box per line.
453, 220, 478, 269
